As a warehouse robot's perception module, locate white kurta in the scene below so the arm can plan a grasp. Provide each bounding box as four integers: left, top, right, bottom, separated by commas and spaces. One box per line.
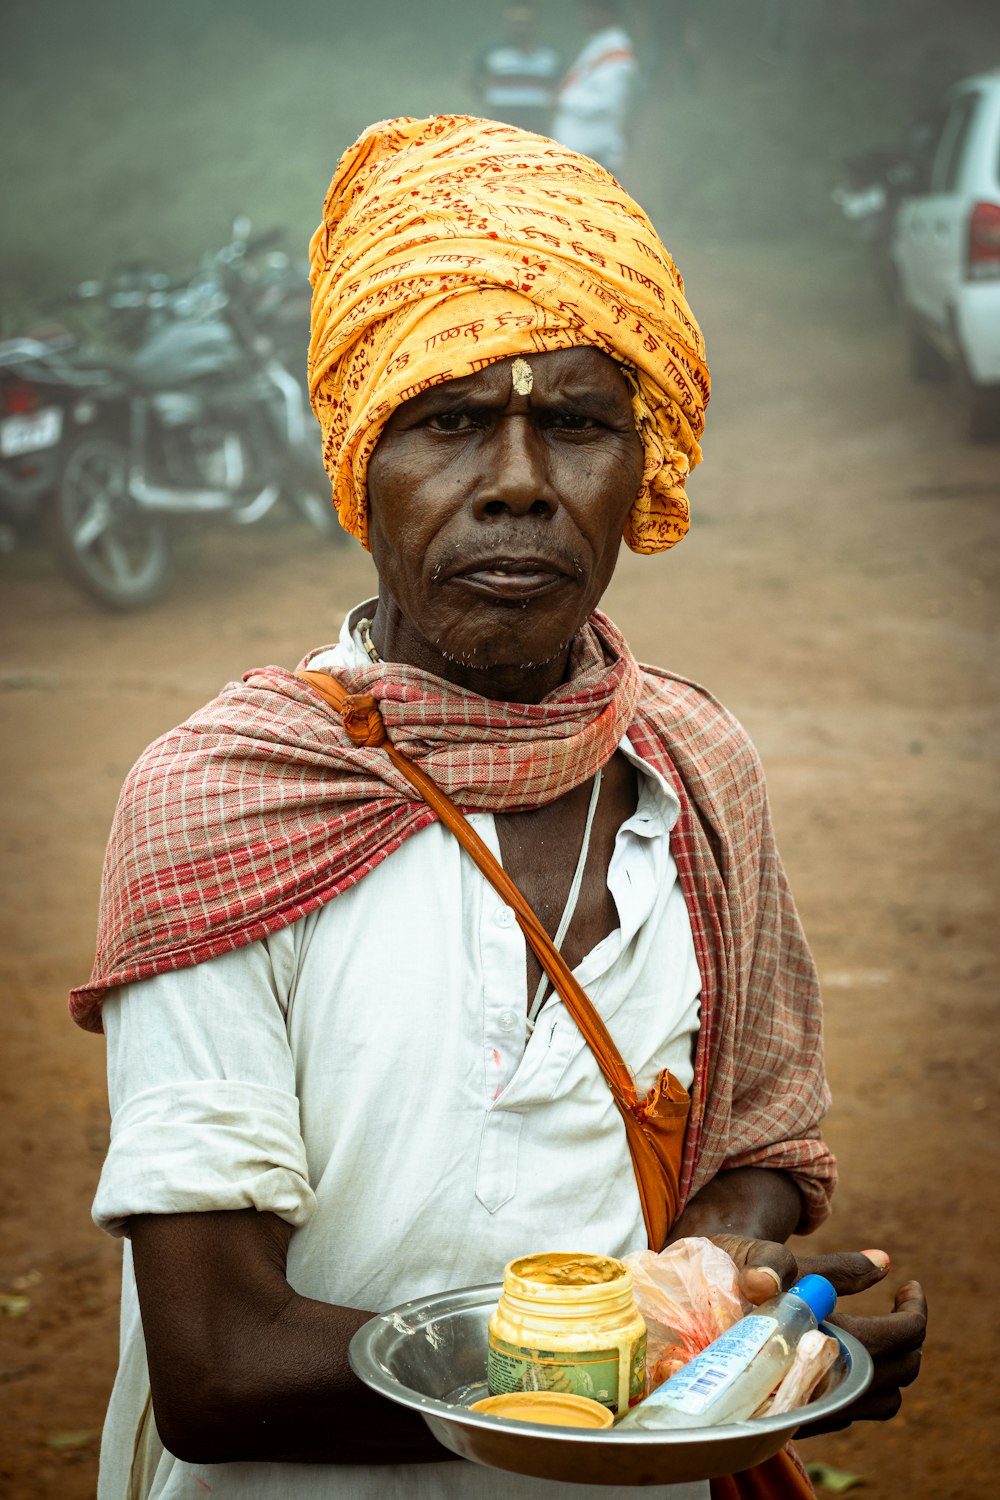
93, 613, 708, 1500
552, 26, 637, 173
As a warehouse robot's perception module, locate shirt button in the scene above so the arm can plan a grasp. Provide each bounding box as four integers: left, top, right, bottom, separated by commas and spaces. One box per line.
499, 1011, 517, 1032
496, 905, 515, 928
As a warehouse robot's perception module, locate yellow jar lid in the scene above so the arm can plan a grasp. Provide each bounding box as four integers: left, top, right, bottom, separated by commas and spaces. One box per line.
470, 1391, 614, 1428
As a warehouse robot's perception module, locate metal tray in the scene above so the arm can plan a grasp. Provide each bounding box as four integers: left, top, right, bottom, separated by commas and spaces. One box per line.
349, 1281, 873, 1486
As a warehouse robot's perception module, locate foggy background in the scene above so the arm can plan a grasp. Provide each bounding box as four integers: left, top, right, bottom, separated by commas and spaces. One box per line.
2, 4, 999, 1498
3, 0, 997, 326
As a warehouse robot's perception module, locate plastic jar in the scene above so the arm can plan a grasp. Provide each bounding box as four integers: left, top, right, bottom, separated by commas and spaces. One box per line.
487, 1252, 647, 1418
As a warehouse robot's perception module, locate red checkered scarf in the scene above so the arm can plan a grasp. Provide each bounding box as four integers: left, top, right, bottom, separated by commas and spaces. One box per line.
70, 609, 835, 1226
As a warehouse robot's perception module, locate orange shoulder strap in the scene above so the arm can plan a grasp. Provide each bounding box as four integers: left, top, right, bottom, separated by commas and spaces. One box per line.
295, 669, 639, 1109
296, 667, 689, 1251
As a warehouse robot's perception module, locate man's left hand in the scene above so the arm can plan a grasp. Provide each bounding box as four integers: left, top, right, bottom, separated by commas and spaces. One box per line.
709, 1236, 927, 1432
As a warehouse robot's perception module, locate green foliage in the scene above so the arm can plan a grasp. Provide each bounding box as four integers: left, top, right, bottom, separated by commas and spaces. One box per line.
805, 1460, 866, 1493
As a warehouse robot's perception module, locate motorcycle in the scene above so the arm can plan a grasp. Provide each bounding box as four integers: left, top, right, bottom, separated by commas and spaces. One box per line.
0, 337, 75, 539
0, 333, 170, 608
2, 220, 337, 611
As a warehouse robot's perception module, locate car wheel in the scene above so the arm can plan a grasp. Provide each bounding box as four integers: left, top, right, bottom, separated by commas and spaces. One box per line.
905, 319, 949, 383
962, 378, 1000, 444
50, 432, 173, 609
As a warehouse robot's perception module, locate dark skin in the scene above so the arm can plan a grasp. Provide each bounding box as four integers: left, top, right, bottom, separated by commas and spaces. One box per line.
130, 349, 925, 1464
365, 347, 646, 993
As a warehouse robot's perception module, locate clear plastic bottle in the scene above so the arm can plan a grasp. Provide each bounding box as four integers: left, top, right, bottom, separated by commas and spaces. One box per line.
617, 1274, 837, 1430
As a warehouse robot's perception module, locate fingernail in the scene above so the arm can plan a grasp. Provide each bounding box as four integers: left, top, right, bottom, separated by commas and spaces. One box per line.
755, 1266, 783, 1293
862, 1249, 890, 1273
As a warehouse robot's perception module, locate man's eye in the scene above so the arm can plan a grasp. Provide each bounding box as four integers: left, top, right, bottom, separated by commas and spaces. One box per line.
549, 411, 597, 432
425, 411, 477, 432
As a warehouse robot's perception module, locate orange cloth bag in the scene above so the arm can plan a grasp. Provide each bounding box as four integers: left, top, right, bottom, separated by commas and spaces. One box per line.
712, 1454, 815, 1500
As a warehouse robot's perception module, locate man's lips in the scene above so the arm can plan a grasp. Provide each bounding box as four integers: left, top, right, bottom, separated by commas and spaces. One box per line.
448, 557, 573, 599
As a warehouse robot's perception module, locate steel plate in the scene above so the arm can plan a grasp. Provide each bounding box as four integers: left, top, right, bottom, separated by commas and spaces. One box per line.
349, 1281, 873, 1486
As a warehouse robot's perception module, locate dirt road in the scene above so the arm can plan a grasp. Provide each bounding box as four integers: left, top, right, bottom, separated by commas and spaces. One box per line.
1, 245, 996, 1498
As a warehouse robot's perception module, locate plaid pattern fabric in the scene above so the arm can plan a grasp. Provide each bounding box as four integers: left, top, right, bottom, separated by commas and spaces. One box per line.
71, 609, 835, 1230
629, 676, 835, 1230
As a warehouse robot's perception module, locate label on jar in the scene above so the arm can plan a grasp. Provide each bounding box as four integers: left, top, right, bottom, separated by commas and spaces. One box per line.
627, 1335, 648, 1407
488, 1332, 646, 1413
651, 1315, 777, 1417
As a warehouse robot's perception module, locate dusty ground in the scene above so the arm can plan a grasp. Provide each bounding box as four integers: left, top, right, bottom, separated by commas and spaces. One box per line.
0, 244, 997, 1499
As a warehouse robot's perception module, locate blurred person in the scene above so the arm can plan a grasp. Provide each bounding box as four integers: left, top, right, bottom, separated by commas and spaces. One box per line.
74, 116, 926, 1500
552, 0, 638, 174
470, 2, 562, 135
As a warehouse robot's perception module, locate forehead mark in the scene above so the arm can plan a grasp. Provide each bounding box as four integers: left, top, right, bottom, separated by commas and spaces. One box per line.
511, 357, 534, 396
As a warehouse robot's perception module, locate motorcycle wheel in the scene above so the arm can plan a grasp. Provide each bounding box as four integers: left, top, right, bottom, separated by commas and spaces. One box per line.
286, 449, 346, 541
289, 485, 344, 539
50, 432, 173, 610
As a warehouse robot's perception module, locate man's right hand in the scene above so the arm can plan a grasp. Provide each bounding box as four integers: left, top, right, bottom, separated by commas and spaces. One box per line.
129, 1209, 455, 1467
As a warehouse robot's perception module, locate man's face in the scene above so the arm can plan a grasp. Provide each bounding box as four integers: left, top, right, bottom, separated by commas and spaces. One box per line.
366, 346, 644, 699
581, 2, 610, 32
506, 5, 536, 47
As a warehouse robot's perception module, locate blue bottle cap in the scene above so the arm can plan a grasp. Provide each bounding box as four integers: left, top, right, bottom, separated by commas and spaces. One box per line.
789, 1274, 837, 1324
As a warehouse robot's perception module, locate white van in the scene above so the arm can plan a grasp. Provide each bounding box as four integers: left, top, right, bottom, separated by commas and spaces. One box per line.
892, 69, 1000, 439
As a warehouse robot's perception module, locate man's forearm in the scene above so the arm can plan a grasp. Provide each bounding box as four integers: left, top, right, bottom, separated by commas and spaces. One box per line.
200, 1291, 454, 1466
131, 1210, 455, 1467
133, 1174, 804, 1465
666, 1166, 803, 1246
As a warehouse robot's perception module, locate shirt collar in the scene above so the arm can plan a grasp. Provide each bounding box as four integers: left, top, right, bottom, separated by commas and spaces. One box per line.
618, 733, 681, 837
303, 599, 378, 672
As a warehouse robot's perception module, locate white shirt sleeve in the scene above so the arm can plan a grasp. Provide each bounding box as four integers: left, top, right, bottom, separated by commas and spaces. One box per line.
558, 55, 636, 119
92, 933, 317, 1237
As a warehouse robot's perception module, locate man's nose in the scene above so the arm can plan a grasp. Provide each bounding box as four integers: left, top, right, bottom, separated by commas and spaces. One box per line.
472, 414, 558, 519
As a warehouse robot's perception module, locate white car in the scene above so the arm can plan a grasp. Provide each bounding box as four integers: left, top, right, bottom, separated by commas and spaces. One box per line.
892, 69, 1000, 439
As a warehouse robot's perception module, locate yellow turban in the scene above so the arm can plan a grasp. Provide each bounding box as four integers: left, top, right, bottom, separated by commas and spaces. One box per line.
308, 115, 709, 553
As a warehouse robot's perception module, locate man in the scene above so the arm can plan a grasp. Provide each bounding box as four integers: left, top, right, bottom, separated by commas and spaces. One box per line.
470, 2, 562, 136
552, 0, 638, 175
75, 117, 925, 1499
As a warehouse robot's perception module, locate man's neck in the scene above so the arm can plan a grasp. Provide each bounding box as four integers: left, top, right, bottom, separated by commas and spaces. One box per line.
367, 597, 574, 704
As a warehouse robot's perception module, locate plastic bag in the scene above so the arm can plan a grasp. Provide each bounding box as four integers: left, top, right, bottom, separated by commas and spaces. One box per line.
625, 1239, 840, 1416
624, 1237, 748, 1393
760, 1328, 841, 1416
